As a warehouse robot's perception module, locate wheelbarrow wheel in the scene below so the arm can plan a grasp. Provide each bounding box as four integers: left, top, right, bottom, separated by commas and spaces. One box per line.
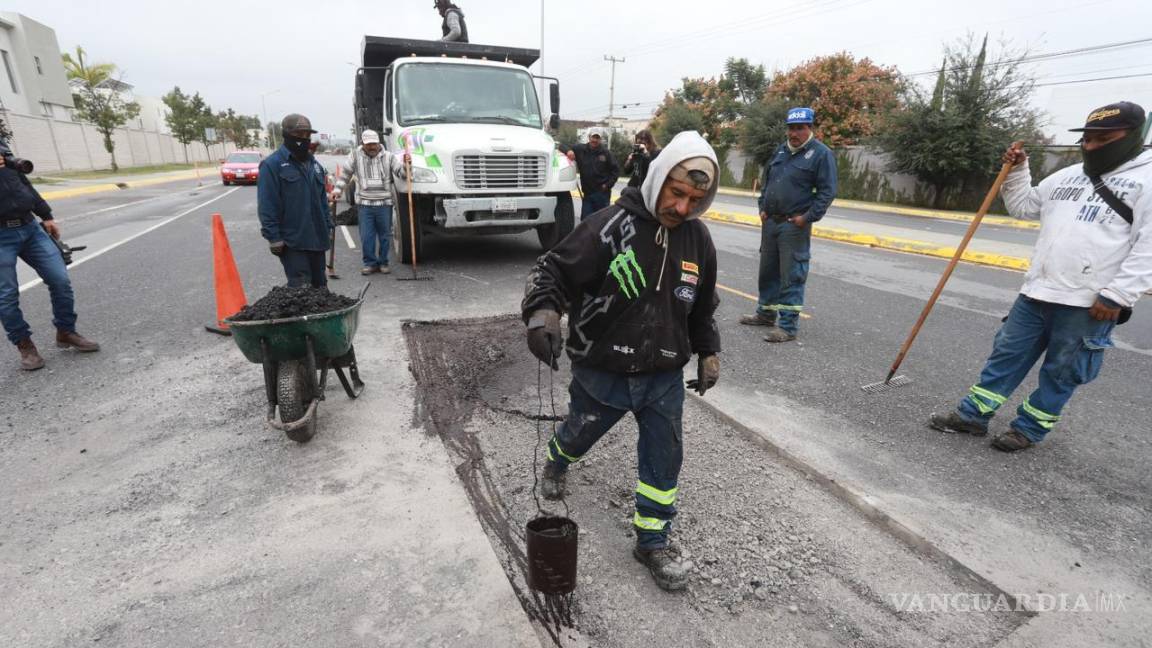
277, 359, 316, 443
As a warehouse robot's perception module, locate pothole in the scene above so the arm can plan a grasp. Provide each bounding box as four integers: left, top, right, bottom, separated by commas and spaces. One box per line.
403, 314, 1030, 648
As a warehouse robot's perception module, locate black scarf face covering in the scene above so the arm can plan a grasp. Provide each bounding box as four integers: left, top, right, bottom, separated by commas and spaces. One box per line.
283, 134, 312, 162
1082, 128, 1145, 177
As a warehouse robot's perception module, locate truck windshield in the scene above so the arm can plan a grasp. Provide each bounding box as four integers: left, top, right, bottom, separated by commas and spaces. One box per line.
396, 63, 542, 129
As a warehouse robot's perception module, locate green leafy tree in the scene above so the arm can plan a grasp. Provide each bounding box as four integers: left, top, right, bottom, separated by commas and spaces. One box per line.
192, 105, 218, 160
738, 96, 792, 166
162, 87, 212, 163
62, 46, 140, 171
0, 114, 13, 144
876, 35, 1046, 209
217, 109, 258, 149
722, 57, 769, 105
651, 102, 706, 144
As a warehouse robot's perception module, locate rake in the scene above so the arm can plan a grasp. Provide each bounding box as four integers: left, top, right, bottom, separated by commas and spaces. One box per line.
862, 141, 1022, 394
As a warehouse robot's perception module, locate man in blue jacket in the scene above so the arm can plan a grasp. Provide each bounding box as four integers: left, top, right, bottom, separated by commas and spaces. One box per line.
740, 107, 838, 342
258, 114, 333, 288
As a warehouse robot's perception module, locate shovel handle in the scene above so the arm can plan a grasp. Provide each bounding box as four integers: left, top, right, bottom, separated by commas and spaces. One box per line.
884, 141, 1024, 380
404, 153, 418, 271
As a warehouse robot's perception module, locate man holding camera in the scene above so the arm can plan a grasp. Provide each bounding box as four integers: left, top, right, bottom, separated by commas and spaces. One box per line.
0, 143, 100, 371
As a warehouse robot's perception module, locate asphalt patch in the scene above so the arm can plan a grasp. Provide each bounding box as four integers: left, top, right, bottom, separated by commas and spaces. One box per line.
403, 315, 1030, 648
230, 286, 356, 322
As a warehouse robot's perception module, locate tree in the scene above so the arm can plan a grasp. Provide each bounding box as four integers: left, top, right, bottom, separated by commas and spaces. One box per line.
62, 46, 140, 171
738, 96, 792, 165
0, 114, 13, 144
162, 87, 212, 163
769, 52, 902, 147
266, 120, 282, 150
217, 109, 259, 149
722, 57, 769, 105
192, 106, 218, 160
876, 35, 1046, 209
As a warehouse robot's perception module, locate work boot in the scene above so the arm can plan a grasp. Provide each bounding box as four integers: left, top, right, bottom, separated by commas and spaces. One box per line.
928, 411, 988, 437
56, 330, 100, 352
379, 265, 392, 275
541, 462, 567, 500
739, 312, 775, 327
762, 327, 796, 343
16, 339, 45, 371
991, 429, 1035, 452
633, 545, 689, 591
361, 266, 376, 276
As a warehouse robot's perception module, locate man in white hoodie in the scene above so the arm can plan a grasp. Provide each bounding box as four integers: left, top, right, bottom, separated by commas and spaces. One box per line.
930, 101, 1152, 452
333, 130, 401, 275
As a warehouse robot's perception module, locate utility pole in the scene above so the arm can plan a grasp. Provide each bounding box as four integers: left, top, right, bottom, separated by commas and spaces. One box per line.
604, 55, 625, 146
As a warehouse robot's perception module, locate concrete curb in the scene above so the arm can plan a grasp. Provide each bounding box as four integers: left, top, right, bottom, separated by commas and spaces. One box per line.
703, 210, 1032, 272
715, 187, 1039, 231
41, 169, 207, 201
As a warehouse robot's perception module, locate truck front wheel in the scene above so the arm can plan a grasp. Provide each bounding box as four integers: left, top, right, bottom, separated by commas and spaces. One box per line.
537, 193, 575, 251
394, 196, 425, 266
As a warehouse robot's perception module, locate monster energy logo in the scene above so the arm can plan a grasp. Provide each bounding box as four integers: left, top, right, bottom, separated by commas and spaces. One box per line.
609, 249, 647, 299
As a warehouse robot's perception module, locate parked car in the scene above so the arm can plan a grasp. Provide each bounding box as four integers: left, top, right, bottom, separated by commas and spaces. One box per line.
220, 151, 262, 185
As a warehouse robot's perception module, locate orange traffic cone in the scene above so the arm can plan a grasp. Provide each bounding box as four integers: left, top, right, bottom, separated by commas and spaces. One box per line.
205, 213, 248, 336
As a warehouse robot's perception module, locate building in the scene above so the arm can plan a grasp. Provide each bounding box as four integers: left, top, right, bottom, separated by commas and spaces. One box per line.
0, 12, 74, 120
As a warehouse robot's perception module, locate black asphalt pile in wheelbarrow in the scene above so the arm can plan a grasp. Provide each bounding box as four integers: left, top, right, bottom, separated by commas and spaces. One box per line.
334, 205, 358, 226
231, 286, 356, 322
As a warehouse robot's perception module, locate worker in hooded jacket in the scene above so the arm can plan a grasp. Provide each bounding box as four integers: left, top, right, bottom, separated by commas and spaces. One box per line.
522, 131, 722, 591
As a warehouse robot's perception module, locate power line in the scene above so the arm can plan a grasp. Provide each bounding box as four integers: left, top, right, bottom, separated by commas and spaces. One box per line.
1033, 72, 1152, 88
904, 37, 1152, 78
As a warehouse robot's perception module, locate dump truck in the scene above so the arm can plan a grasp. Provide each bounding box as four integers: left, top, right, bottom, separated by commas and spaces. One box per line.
353, 36, 577, 264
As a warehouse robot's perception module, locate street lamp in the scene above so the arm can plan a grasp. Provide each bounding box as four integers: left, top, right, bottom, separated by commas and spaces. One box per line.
260, 89, 281, 150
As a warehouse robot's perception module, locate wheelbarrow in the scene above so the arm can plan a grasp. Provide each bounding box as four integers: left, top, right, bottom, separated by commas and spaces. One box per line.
224, 284, 368, 443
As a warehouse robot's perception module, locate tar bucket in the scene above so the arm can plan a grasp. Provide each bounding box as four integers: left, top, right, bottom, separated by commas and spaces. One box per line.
526, 516, 579, 594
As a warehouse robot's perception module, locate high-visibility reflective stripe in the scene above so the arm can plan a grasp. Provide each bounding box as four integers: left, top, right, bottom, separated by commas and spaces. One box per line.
636, 481, 678, 506
545, 446, 555, 462
768, 304, 804, 312
1021, 400, 1059, 429
549, 437, 582, 463
969, 385, 1007, 405
632, 513, 668, 531
967, 385, 1007, 415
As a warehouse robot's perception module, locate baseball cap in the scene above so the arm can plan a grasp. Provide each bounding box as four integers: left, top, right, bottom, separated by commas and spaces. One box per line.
361, 129, 381, 145
786, 107, 815, 125
668, 157, 717, 190
1069, 101, 1146, 132
281, 113, 317, 134
589, 131, 602, 139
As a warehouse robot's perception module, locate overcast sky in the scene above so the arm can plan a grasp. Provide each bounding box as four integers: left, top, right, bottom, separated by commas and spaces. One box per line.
7, 0, 1152, 145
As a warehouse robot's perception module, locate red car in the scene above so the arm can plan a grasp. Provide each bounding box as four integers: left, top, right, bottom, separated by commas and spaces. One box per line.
220, 151, 262, 185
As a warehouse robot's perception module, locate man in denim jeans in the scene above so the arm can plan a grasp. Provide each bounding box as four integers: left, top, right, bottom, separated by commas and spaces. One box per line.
333, 130, 402, 275
0, 144, 100, 371
931, 102, 1152, 452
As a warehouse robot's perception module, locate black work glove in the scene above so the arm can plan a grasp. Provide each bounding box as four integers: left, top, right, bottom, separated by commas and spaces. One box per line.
526, 309, 562, 370
269, 241, 286, 257
686, 354, 720, 395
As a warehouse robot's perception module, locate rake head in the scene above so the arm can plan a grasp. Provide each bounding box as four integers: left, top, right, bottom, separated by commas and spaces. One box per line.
860, 374, 913, 394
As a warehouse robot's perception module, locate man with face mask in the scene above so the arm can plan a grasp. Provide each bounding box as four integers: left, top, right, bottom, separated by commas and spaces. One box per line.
333, 129, 402, 275
930, 101, 1152, 452
257, 114, 333, 288
522, 131, 722, 591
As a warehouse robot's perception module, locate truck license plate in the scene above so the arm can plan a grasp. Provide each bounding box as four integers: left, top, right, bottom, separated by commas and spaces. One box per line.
492, 197, 517, 213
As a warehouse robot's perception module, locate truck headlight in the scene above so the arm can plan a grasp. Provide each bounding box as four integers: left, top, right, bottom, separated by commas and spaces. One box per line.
559, 164, 577, 182
410, 166, 437, 183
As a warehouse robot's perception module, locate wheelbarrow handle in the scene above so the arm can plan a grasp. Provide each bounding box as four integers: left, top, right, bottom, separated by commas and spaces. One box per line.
357, 282, 371, 303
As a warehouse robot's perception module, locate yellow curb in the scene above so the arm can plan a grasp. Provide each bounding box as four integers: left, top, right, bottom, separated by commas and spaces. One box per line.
40, 169, 206, 201
41, 183, 125, 200
703, 210, 1031, 272
715, 187, 1039, 230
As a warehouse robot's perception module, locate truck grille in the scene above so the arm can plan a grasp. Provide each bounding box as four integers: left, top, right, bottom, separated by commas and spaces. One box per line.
454, 155, 547, 190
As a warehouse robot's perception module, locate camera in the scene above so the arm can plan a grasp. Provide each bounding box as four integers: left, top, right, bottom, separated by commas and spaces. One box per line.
632, 145, 647, 157
0, 144, 33, 174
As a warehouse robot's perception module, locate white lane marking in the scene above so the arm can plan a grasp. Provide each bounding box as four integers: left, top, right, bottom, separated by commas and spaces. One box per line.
340, 225, 357, 249
20, 187, 240, 293
78, 196, 162, 217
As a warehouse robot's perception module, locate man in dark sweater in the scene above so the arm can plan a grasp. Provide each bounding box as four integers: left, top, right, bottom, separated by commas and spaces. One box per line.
436, 0, 469, 42
563, 131, 621, 218
522, 131, 722, 591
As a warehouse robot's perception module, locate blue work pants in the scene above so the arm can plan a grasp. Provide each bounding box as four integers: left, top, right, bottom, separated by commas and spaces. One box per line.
358, 204, 393, 268
0, 221, 77, 344
756, 219, 811, 334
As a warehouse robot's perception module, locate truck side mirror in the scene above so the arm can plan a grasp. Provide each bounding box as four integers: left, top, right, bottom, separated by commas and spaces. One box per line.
549, 114, 560, 131
549, 83, 560, 115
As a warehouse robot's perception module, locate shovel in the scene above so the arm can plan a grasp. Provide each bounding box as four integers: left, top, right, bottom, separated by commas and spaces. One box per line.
326, 199, 341, 280
862, 141, 1023, 394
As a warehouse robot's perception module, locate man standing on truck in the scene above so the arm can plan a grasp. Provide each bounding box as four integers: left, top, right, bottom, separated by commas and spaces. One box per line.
522, 131, 723, 591
564, 131, 621, 218
258, 113, 333, 288
436, 0, 469, 43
